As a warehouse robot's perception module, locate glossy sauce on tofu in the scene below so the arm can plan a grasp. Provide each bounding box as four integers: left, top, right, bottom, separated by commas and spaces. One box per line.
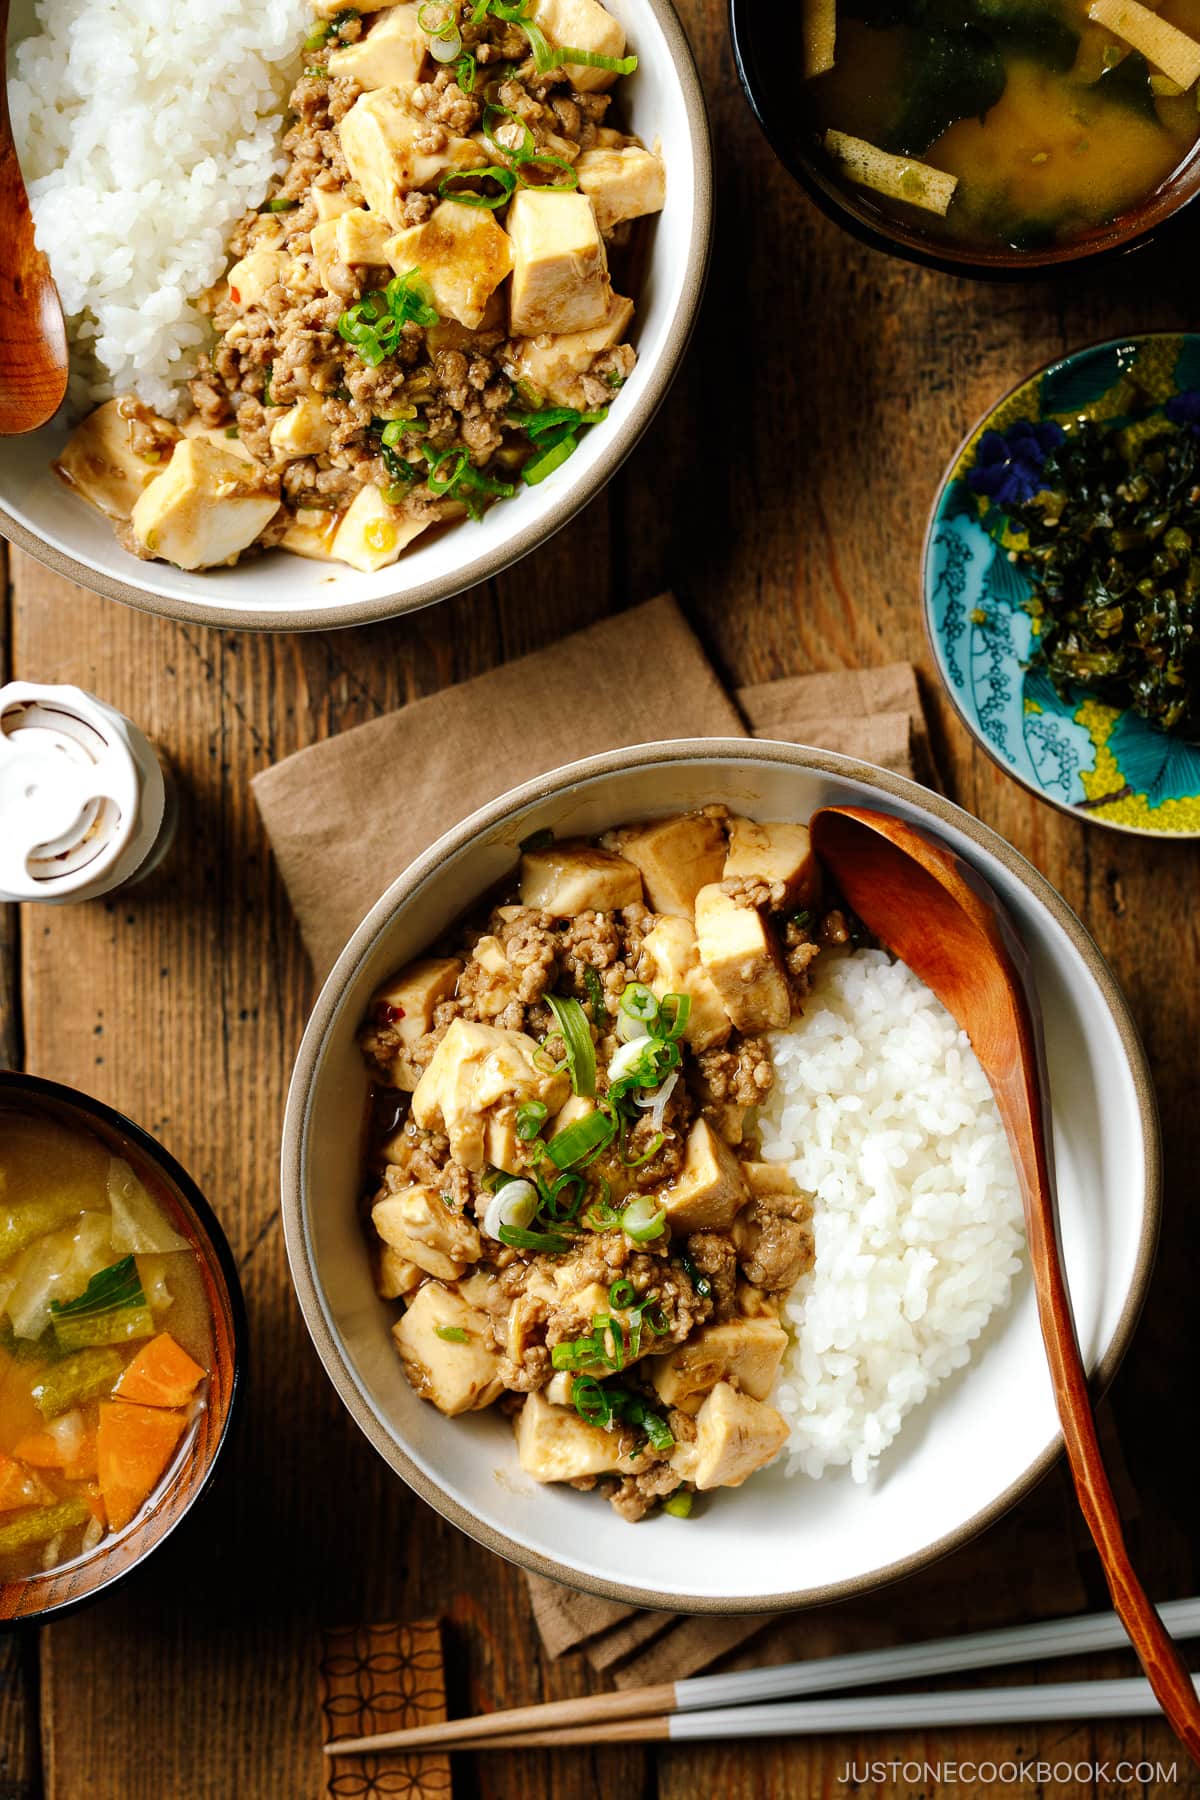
53, 0, 666, 575
357, 808, 848, 1521
0, 1112, 212, 1580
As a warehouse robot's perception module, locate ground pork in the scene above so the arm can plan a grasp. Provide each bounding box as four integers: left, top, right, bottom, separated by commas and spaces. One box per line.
733, 1190, 815, 1292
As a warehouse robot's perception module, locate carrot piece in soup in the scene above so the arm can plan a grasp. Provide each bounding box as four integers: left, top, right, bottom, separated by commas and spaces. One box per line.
12, 1431, 67, 1469
64, 1429, 98, 1483
0, 1456, 53, 1511
81, 1483, 107, 1527
113, 1333, 206, 1409
96, 1401, 186, 1531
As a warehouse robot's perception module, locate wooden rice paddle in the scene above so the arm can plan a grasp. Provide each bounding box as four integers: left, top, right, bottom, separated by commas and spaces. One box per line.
0, 0, 67, 435
809, 805, 1200, 1764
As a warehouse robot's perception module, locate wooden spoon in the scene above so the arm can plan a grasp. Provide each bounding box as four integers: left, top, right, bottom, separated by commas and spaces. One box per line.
0, 0, 67, 435
809, 804, 1199, 1763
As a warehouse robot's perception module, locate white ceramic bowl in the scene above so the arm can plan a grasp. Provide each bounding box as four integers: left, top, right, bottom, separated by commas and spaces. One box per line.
282, 741, 1159, 1611
0, 0, 710, 632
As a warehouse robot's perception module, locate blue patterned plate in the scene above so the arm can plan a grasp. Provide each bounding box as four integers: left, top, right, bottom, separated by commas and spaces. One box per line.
923, 334, 1200, 836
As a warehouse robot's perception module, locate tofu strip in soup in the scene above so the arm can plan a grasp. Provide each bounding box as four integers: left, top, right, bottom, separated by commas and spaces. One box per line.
358, 810, 846, 1521
53, 0, 665, 574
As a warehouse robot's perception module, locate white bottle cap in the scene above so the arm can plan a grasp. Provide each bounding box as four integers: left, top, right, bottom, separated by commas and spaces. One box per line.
0, 683, 174, 903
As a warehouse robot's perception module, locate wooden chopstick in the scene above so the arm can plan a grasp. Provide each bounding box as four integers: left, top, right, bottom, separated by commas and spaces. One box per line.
324, 1594, 1200, 1756
381, 1677, 1200, 1751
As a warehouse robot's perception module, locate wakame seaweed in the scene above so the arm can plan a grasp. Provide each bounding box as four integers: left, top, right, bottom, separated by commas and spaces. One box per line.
1008, 419, 1200, 735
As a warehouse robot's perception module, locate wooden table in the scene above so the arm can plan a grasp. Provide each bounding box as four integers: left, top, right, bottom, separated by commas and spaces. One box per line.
2, 5, 1198, 1793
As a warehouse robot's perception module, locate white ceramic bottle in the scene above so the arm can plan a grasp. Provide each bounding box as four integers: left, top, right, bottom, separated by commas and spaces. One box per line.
0, 682, 177, 904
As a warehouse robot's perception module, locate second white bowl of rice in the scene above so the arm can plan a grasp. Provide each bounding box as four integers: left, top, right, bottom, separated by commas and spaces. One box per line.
0, 0, 709, 631
281, 740, 1159, 1611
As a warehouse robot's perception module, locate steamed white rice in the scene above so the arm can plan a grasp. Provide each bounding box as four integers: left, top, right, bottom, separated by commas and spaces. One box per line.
9, 0, 309, 415
762, 948, 1024, 1485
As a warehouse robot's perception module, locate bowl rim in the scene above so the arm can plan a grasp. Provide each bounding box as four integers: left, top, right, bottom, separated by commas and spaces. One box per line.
0, 1069, 247, 1623
727, 0, 1200, 282
281, 735, 1161, 1614
922, 329, 1200, 840
0, 0, 712, 635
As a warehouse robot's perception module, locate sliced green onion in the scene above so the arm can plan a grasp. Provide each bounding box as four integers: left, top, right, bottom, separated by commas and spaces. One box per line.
557, 44, 638, 73
303, 21, 331, 48
455, 49, 478, 91
542, 1169, 585, 1222
498, 1223, 572, 1253
656, 992, 692, 1040
522, 432, 577, 485
641, 1409, 674, 1453
261, 196, 299, 213
380, 418, 427, 445
386, 268, 440, 327
583, 965, 608, 1026
224, 425, 240, 438
571, 1374, 610, 1426
516, 153, 579, 190
438, 165, 517, 209
621, 1194, 666, 1242
482, 101, 537, 163
546, 994, 596, 1097
516, 1100, 548, 1141
434, 1325, 470, 1343
620, 982, 658, 1024
545, 1108, 614, 1168
609, 1279, 636, 1311
663, 1490, 693, 1518
679, 1253, 712, 1301
417, 0, 457, 36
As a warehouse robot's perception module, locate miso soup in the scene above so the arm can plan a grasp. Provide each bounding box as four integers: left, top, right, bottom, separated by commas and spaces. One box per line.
0, 1111, 212, 1581
802, 0, 1200, 250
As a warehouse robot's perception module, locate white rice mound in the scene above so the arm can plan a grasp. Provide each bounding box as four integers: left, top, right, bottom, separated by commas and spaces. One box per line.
761, 948, 1024, 1486
9, 0, 309, 415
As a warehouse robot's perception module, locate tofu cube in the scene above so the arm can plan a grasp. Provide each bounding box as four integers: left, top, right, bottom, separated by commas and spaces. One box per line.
412, 1018, 570, 1170
670, 1382, 789, 1490
392, 1281, 505, 1416
269, 397, 335, 459
616, 812, 728, 918
313, 182, 359, 221
740, 1161, 803, 1200
549, 1094, 597, 1139
574, 145, 666, 234
372, 1179, 482, 1280
331, 485, 432, 573
337, 207, 395, 267
502, 292, 633, 409
54, 399, 180, 523
507, 189, 612, 337
385, 202, 513, 330
649, 1317, 788, 1413
328, 2, 428, 87
370, 956, 462, 1090
309, 218, 341, 292
529, 0, 627, 90
723, 818, 819, 909
377, 1245, 423, 1299
130, 439, 280, 570
661, 1118, 749, 1232
279, 509, 343, 562
519, 840, 642, 915
515, 1389, 639, 1481
339, 88, 479, 228
693, 884, 791, 1032
641, 915, 731, 1053
225, 249, 288, 312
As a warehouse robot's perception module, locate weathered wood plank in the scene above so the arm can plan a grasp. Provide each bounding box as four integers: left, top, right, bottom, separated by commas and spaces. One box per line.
4, 0, 1198, 1793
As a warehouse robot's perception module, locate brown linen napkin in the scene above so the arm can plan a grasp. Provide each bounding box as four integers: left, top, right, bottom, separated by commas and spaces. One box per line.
253, 593, 924, 983
254, 591, 932, 1683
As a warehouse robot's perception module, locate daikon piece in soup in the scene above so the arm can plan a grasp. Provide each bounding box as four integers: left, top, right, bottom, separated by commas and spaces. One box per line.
0, 1111, 212, 1580
802, 0, 1200, 251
